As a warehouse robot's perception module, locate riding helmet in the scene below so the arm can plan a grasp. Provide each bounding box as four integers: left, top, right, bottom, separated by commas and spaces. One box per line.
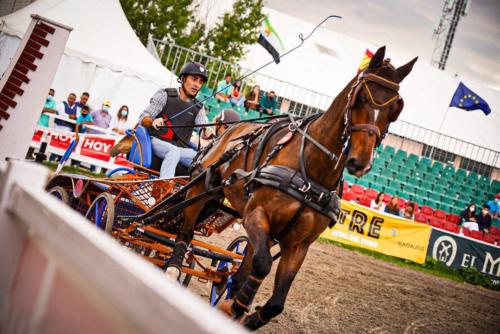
179, 62, 208, 82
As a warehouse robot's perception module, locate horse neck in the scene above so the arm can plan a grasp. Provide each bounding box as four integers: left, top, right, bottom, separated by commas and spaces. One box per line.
305, 76, 356, 188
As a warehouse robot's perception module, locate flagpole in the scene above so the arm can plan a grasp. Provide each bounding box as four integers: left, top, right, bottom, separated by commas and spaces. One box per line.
429, 106, 451, 159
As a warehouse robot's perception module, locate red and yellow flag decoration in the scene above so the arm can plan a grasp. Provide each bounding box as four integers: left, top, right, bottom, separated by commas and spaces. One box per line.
357, 49, 374, 74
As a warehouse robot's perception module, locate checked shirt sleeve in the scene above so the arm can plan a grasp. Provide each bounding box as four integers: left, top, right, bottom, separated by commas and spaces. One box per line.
139, 89, 167, 121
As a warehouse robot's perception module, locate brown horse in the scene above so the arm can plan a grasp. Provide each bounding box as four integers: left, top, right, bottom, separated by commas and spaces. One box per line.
167, 46, 417, 330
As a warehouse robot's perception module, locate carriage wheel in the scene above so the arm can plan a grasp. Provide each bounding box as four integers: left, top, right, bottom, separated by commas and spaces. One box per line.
85, 193, 115, 234
48, 186, 70, 205
210, 235, 249, 306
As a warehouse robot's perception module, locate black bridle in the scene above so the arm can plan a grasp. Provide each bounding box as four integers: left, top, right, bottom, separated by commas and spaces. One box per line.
342, 70, 403, 148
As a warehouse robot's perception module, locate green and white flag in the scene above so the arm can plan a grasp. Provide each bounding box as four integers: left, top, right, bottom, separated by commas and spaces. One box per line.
258, 17, 285, 64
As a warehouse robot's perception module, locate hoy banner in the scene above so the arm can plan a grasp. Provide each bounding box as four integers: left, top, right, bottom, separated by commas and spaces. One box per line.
428, 228, 500, 283
321, 201, 432, 264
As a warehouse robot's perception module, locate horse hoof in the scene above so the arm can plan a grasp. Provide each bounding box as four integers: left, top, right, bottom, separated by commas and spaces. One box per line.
165, 266, 181, 281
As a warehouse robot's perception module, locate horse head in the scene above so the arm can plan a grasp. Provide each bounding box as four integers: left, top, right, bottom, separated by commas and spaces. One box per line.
344, 46, 417, 177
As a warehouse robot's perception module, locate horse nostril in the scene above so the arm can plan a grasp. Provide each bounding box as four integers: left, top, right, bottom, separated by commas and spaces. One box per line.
347, 158, 357, 167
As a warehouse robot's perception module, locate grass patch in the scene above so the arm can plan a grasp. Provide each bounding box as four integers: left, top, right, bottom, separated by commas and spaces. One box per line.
319, 237, 500, 291
43, 162, 105, 178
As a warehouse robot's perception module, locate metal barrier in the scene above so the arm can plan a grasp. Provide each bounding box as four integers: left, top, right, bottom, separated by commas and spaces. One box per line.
0, 161, 246, 334
152, 41, 500, 170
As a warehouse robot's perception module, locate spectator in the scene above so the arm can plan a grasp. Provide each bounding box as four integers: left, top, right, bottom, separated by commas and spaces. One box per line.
259, 91, 277, 116
486, 194, 500, 224
55, 93, 78, 132
460, 203, 477, 223
403, 202, 416, 220
140, 62, 212, 178
38, 88, 57, 127
370, 192, 386, 212
75, 105, 93, 141
215, 74, 232, 102
89, 100, 113, 134
477, 204, 492, 232
110, 105, 131, 135
384, 196, 402, 217
76, 92, 90, 116
229, 80, 245, 107
244, 85, 260, 112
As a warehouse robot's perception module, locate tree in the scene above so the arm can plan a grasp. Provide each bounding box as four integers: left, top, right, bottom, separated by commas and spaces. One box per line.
120, 0, 265, 64
120, 0, 205, 47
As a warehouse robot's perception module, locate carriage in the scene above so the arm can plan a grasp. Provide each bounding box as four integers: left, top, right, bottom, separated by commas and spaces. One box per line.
46, 125, 249, 305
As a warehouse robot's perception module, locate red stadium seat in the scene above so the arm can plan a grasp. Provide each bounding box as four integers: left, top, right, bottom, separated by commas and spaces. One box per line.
443, 222, 460, 234
483, 234, 498, 245
343, 181, 349, 193
421, 205, 434, 217
429, 218, 444, 229
350, 184, 365, 196
462, 227, 471, 237
383, 195, 392, 204
415, 213, 428, 224
434, 209, 447, 220
342, 191, 356, 202
469, 230, 484, 241
490, 226, 500, 237
446, 214, 460, 224
365, 188, 378, 199
358, 196, 372, 207
397, 198, 406, 209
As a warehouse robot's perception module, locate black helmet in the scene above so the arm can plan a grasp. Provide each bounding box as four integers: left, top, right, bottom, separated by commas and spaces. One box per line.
179, 62, 208, 82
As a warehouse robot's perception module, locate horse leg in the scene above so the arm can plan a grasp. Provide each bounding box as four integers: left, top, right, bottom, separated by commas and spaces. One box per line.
219, 206, 273, 318
243, 243, 309, 331
165, 182, 214, 280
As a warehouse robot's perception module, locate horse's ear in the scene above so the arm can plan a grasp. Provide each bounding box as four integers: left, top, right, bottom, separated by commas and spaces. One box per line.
397, 57, 418, 82
368, 46, 386, 70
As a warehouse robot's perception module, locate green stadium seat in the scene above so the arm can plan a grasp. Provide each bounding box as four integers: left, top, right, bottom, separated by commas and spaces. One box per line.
426, 199, 438, 209
443, 164, 455, 174
343, 173, 357, 185
396, 174, 408, 183
394, 150, 408, 161
418, 157, 432, 168
430, 161, 443, 174
407, 153, 419, 164
421, 180, 434, 191
200, 85, 214, 96
492, 180, 500, 193
371, 183, 386, 193
445, 189, 458, 200
390, 180, 404, 190
357, 178, 370, 188
433, 184, 446, 194
408, 178, 421, 188
380, 169, 394, 180
455, 168, 467, 180
376, 175, 391, 187
429, 192, 442, 202
458, 192, 472, 202
441, 196, 454, 207
416, 188, 429, 198
383, 145, 395, 157
400, 165, 414, 175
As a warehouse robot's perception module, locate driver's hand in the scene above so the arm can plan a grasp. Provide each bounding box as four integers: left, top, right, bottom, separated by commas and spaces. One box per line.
152, 118, 164, 130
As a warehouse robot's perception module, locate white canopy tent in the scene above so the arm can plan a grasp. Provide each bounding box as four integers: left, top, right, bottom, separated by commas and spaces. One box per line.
0, 0, 176, 123
239, 8, 500, 155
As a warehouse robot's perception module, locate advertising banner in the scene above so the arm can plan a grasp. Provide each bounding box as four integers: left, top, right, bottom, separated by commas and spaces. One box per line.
31, 126, 132, 169
321, 201, 432, 264
428, 228, 500, 284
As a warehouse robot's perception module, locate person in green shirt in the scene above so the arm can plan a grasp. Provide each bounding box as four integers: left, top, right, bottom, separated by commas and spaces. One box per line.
38, 88, 57, 127
215, 74, 232, 102
259, 91, 277, 115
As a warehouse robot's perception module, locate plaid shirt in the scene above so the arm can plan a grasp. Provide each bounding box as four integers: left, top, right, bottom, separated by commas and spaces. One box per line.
140, 88, 208, 127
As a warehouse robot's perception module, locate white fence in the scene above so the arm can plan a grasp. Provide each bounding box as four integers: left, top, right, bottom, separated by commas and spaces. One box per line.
0, 161, 246, 334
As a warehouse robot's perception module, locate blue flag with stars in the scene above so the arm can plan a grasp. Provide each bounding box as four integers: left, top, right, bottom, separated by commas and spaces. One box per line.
449, 82, 491, 115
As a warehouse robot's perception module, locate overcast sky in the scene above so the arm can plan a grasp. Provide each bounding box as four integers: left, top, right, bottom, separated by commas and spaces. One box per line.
265, 0, 500, 91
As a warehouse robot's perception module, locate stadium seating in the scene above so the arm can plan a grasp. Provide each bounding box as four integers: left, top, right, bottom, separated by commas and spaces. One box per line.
469, 230, 484, 241
483, 234, 499, 245
443, 222, 460, 234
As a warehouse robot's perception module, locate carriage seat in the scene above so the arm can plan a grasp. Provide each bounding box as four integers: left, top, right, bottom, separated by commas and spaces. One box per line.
127, 126, 190, 176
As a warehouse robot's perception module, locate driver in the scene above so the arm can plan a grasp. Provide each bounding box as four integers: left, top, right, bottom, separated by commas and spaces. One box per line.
140, 62, 212, 177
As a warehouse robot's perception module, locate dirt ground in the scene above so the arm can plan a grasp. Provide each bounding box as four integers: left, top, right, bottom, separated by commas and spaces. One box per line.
188, 228, 500, 334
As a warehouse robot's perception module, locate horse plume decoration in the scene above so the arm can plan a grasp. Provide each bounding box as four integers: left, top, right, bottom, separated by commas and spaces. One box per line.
166, 46, 417, 330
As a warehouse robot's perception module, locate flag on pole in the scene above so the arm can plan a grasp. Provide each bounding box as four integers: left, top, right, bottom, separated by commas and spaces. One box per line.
357, 49, 374, 74
449, 82, 491, 115
258, 17, 285, 64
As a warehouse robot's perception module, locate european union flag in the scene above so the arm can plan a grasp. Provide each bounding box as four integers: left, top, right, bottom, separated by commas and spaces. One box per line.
449, 82, 491, 115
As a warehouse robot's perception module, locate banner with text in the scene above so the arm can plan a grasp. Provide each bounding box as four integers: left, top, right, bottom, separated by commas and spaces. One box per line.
31, 127, 132, 169
428, 228, 500, 284
321, 201, 432, 264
